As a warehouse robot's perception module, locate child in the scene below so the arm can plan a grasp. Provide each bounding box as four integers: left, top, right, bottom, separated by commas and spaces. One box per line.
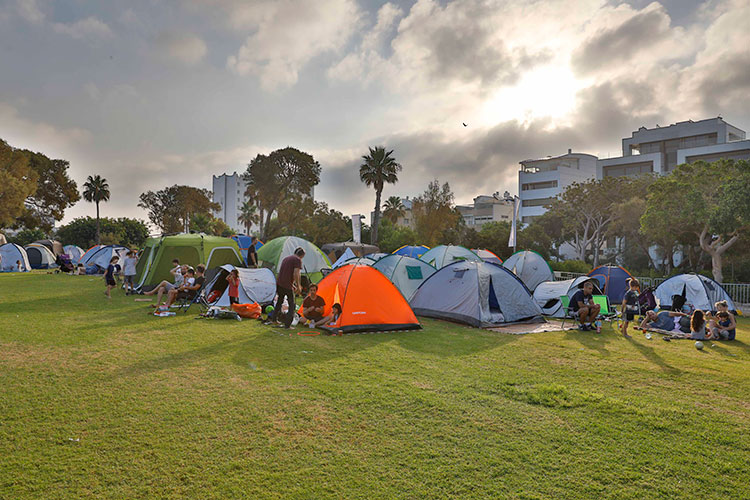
316, 303, 343, 335
122, 250, 138, 295
226, 269, 240, 305
620, 278, 640, 338
708, 310, 736, 340
16, 260, 22, 272
76, 264, 85, 275
104, 256, 119, 299
689, 310, 706, 340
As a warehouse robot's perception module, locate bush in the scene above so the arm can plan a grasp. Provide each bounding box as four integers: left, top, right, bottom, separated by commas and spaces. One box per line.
550, 260, 590, 274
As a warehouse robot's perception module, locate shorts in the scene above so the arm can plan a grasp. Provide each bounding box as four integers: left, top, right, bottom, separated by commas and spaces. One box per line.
165, 282, 177, 292
106, 278, 116, 287
124, 275, 134, 285
229, 296, 239, 305
625, 310, 636, 321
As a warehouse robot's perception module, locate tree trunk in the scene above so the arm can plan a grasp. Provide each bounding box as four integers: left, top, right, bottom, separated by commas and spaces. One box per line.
371, 188, 382, 245
698, 227, 738, 283
263, 210, 273, 240
96, 201, 101, 244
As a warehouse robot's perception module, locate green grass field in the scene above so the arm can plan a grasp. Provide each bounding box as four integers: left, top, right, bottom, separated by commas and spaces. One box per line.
1, 272, 749, 499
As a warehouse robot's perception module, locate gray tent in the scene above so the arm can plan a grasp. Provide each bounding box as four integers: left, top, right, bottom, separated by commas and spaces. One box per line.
419, 245, 482, 269
373, 255, 437, 301
331, 248, 356, 269
502, 250, 554, 292
533, 277, 602, 317
203, 265, 276, 306
63, 245, 86, 264
25, 244, 57, 269
655, 273, 737, 313
410, 261, 543, 327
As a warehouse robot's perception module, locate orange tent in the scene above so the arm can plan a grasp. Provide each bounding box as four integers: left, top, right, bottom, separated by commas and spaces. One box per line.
300, 263, 421, 333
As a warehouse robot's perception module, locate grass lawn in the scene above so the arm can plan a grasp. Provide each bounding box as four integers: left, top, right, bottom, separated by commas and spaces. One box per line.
1, 272, 749, 499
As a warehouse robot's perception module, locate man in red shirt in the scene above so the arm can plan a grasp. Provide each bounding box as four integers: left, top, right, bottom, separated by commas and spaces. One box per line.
302, 283, 325, 327
267, 247, 305, 328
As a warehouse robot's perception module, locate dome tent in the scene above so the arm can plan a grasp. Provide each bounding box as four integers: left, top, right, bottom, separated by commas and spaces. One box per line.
302, 263, 421, 333
502, 250, 554, 292
0, 243, 31, 272
654, 273, 737, 314
320, 242, 379, 261
134, 233, 243, 291
331, 248, 357, 269
373, 254, 437, 301
473, 248, 503, 265
80, 244, 129, 271
25, 244, 56, 269
419, 245, 482, 269
533, 276, 603, 317
63, 245, 86, 264
411, 261, 543, 327
202, 264, 276, 307
32, 239, 64, 257
392, 245, 430, 258
588, 265, 634, 303
257, 236, 331, 282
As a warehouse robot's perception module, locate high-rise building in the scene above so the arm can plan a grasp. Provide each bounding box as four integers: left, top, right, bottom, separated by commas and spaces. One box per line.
212, 172, 252, 234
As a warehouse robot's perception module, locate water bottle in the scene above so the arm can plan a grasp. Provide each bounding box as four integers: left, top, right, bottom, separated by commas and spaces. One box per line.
595, 320, 602, 334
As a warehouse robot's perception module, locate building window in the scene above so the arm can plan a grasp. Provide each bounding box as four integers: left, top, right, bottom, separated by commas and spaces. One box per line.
521, 197, 556, 207
603, 163, 653, 177
521, 180, 558, 191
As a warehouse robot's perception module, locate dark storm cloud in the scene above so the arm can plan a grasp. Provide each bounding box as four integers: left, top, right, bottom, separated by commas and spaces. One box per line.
571, 4, 671, 75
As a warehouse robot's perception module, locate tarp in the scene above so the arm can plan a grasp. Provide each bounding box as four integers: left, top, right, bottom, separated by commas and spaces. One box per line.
331, 248, 356, 269
473, 248, 503, 265
25, 244, 57, 269
533, 277, 603, 317
502, 250, 554, 292
32, 239, 64, 257
654, 273, 737, 313
419, 245, 482, 269
79, 244, 129, 271
63, 245, 86, 264
392, 245, 430, 258
411, 261, 543, 327
302, 263, 421, 333
373, 254, 437, 301
588, 265, 634, 303
0, 243, 31, 272
203, 264, 276, 306
257, 236, 331, 280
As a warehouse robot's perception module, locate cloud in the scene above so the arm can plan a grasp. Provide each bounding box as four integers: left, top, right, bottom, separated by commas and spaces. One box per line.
154, 32, 208, 66
15, 0, 44, 24
53, 17, 113, 40
226, 0, 361, 90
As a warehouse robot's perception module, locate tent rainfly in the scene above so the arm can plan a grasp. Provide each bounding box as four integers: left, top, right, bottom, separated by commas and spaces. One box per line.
331, 248, 356, 269
654, 273, 737, 313
80, 244, 129, 271
419, 245, 482, 269
0, 243, 31, 272
32, 239, 64, 257
533, 276, 603, 317
473, 248, 503, 265
373, 254, 437, 301
392, 245, 430, 258
502, 250, 554, 292
203, 265, 276, 306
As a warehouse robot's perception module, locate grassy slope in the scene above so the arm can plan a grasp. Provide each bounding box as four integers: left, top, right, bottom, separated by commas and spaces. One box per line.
1, 273, 749, 499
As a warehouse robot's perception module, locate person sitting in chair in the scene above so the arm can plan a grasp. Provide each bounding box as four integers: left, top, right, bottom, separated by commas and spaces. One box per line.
302, 284, 325, 327
164, 265, 205, 309
570, 281, 600, 331
144, 259, 184, 296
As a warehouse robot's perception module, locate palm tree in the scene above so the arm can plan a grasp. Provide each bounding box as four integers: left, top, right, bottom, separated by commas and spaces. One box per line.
82, 175, 110, 244
383, 196, 406, 224
359, 146, 402, 244
238, 201, 260, 235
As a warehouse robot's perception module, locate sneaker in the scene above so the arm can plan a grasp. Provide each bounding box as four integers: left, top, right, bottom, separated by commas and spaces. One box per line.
309, 320, 316, 328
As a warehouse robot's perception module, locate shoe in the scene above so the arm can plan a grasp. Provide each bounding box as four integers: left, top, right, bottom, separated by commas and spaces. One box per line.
579, 325, 590, 331
262, 320, 273, 325
309, 320, 316, 328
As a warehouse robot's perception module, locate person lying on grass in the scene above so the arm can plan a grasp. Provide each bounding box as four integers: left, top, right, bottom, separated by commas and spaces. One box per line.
571, 281, 600, 331
639, 309, 691, 337
620, 278, 640, 338
104, 256, 119, 299
163, 265, 205, 309
144, 259, 184, 296
302, 283, 325, 327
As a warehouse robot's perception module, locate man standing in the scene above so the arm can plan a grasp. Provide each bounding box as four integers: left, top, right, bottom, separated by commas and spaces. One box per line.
248, 236, 259, 268
267, 247, 305, 328
570, 281, 601, 331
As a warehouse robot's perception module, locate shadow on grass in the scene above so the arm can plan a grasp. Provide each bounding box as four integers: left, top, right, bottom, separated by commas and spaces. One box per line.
563, 328, 612, 356
728, 340, 750, 355
627, 338, 682, 375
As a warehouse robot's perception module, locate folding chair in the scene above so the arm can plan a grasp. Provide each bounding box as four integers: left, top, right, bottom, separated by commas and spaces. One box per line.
592, 295, 620, 328
559, 295, 576, 329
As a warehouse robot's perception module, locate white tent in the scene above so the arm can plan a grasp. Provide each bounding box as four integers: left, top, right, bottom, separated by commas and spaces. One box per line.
533, 277, 602, 317
0, 243, 31, 272
80, 244, 129, 270
204, 265, 277, 306
63, 245, 86, 264
502, 251, 554, 292
655, 273, 737, 313
331, 248, 356, 269
25, 244, 56, 269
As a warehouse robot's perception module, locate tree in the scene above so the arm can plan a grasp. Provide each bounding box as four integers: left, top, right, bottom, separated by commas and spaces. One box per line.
0, 139, 37, 228
376, 218, 419, 253
238, 201, 260, 235
8, 228, 46, 246
17, 152, 79, 232
412, 180, 460, 247
55, 217, 149, 249
188, 212, 233, 237
243, 147, 321, 239
83, 175, 110, 244
383, 196, 406, 224
138, 185, 219, 234
359, 146, 402, 244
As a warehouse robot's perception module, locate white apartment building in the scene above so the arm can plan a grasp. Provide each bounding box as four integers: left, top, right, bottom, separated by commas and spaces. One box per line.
212, 172, 253, 234
518, 150, 598, 225
456, 193, 514, 229
597, 117, 749, 179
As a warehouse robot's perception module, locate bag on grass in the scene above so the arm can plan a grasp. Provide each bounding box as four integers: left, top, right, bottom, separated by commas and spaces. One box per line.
231, 302, 261, 319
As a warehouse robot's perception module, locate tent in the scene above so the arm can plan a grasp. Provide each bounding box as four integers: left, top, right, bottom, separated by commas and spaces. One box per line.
79, 245, 103, 264
392, 245, 430, 258
79, 244, 129, 271
0, 243, 31, 272
373, 255, 437, 301
533, 277, 603, 317
258, 236, 331, 282
502, 250, 554, 292
25, 244, 57, 269
321, 242, 379, 261
203, 265, 276, 306
473, 249, 503, 265
419, 245, 482, 269
411, 261, 542, 327
331, 248, 357, 269
32, 239, 64, 257
339, 257, 376, 267
654, 273, 737, 313
231, 235, 263, 265
365, 252, 388, 261
63, 245, 86, 264
304, 263, 421, 333
588, 265, 634, 303
134, 233, 243, 290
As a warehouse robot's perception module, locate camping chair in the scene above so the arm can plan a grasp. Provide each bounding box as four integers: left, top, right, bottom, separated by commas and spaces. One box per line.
559, 295, 576, 329
592, 294, 619, 328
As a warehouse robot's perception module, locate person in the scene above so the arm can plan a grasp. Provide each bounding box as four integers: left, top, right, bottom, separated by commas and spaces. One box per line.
620, 278, 640, 338
248, 236, 259, 268
302, 283, 325, 327
570, 281, 601, 331
144, 260, 184, 296
316, 303, 343, 335
164, 265, 205, 308
714, 300, 736, 340
226, 269, 240, 305
16, 260, 23, 272
122, 250, 138, 295
708, 306, 736, 340
104, 256, 119, 299
265, 247, 304, 329
689, 310, 707, 340
75, 263, 85, 275
640, 310, 691, 340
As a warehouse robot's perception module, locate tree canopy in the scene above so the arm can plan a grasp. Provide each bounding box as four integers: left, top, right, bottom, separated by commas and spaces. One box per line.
412, 179, 461, 247
55, 217, 149, 249
359, 147, 401, 244
0, 139, 37, 228
18, 152, 80, 231
138, 185, 219, 234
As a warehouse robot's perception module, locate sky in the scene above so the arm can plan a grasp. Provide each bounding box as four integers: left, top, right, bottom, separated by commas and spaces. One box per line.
1, 0, 749, 227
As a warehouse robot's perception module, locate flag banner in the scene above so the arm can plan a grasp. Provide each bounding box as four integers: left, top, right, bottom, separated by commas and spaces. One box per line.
508, 196, 519, 248
351, 214, 362, 243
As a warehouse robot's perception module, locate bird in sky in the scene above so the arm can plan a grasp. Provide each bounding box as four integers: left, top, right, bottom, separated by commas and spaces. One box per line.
462, 122, 468, 127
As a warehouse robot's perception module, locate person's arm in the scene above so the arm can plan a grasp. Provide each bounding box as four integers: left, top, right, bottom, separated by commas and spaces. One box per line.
640, 316, 652, 329
293, 267, 302, 292
728, 314, 737, 330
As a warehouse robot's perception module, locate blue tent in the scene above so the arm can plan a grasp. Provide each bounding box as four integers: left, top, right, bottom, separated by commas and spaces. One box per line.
588, 265, 633, 303
332, 248, 356, 268
0, 243, 31, 272
410, 261, 543, 327
231, 235, 263, 265
419, 245, 482, 269
392, 245, 430, 258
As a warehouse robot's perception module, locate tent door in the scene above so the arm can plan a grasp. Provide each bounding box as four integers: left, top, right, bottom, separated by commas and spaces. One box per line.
488, 276, 501, 312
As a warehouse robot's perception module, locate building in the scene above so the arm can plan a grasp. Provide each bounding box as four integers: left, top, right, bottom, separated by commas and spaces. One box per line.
456, 193, 514, 229
597, 117, 749, 179
212, 172, 253, 233
371, 197, 415, 229
518, 150, 598, 225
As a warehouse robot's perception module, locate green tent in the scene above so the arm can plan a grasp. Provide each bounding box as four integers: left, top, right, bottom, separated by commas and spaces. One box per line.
257, 236, 331, 283
134, 233, 243, 290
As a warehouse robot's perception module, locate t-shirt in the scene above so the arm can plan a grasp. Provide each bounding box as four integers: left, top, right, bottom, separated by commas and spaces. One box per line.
123, 257, 137, 276
277, 255, 302, 289
719, 318, 736, 340
173, 268, 183, 286
650, 311, 677, 331
105, 264, 116, 281
192, 276, 204, 290
248, 245, 258, 266
303, 295, 325, 318
570, 290, 593, 312
183, 276, 196, 288
227, 276, 239, 297
623, 290, 639, 311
